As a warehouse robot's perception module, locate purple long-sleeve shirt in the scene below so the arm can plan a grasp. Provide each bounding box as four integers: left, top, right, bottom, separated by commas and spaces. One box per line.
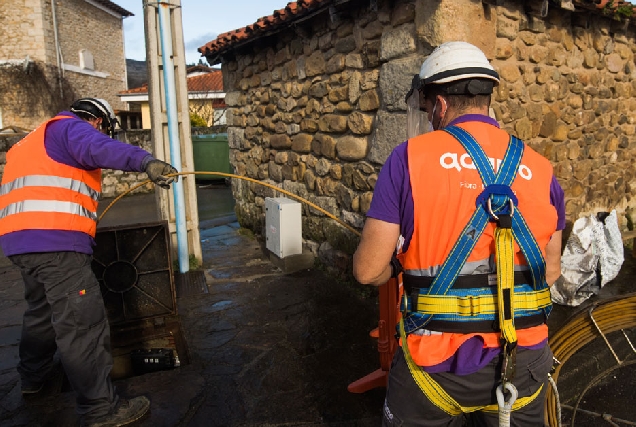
0, 112, 152, 256
367, 114, 565, 375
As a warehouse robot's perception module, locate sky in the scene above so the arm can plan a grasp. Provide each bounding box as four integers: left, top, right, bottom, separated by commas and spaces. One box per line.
116, 0, 289, 65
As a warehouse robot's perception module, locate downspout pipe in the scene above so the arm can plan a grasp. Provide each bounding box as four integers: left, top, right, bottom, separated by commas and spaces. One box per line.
51, 0, 63, 97
157, 2, 189, 273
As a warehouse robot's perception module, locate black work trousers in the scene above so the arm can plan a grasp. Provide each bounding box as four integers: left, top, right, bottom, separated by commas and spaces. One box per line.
11, 252, 117, 418
382, 344, 553, 427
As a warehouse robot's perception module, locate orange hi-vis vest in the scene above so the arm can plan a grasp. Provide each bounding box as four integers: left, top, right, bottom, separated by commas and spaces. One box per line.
400, 121, 557, 367
0, 116, 102, 238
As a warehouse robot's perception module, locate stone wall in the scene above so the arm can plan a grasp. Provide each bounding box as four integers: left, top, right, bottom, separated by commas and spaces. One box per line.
0, 61, 76, 130
0, 0, 49, 62
488, 3, 636, 224
219, 0, 636, 272
0, 0, 128, 130
55, 0, 127, 111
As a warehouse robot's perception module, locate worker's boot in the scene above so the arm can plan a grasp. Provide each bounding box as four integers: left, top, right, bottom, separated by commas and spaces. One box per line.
82, 396, 150, 427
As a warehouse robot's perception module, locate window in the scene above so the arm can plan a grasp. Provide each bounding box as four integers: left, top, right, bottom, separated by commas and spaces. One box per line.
79, 49, 94, 70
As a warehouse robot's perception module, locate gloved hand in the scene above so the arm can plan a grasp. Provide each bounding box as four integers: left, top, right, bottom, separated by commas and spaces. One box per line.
145, 159, 178, 189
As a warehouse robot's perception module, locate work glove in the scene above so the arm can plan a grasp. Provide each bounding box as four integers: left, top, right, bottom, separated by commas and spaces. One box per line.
145, 159, 178, 189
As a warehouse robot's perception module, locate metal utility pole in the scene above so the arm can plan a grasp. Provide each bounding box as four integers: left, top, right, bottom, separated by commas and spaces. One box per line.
143, 0, 202, 272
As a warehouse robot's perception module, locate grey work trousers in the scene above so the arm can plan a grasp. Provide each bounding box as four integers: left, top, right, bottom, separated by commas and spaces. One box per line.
382, 344, 553, 427
11, 252, 117, 418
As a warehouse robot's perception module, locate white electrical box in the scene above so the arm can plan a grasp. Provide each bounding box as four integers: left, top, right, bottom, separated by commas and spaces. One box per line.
265, 197, 302, 258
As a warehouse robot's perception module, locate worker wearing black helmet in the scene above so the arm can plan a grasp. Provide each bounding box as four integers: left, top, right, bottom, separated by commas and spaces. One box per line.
0, 98, 178, 426
354, 42, 566, 426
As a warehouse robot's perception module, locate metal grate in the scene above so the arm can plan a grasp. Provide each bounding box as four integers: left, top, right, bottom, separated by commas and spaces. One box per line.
92, 221, 176, 325
174, 270, 208, 298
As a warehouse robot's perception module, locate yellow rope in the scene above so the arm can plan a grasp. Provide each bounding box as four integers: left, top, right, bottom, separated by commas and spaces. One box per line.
398, 317, 542, 415
98, 171, 362, 237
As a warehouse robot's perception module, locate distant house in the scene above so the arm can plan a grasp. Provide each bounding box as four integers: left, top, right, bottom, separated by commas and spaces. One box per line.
0, 0, 132, 130
119, 66, 226, 129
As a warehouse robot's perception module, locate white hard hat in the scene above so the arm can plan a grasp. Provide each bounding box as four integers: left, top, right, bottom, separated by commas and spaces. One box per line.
93, 98, 116, 121
419, 41, 499, 88
70, 98, 119, 137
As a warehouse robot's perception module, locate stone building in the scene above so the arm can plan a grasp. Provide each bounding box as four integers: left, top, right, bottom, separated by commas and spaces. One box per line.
0, 0, 132, 130
199, 0, 636, 270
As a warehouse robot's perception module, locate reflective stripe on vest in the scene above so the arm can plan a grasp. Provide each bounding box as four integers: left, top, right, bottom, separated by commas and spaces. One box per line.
0, 175, 100, 200
404, 256, 530, 277
0, 200, 97, 221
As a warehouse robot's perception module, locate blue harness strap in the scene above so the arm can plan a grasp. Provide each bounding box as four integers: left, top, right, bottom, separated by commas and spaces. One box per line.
402, 126, 550, 333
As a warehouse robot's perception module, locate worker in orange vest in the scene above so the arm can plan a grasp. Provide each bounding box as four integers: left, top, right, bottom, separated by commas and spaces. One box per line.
0, 98, 177, 427
353, 42, 565, 426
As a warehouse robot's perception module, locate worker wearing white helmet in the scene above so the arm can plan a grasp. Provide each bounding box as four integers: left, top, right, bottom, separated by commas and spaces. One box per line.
354, 41, 566, 426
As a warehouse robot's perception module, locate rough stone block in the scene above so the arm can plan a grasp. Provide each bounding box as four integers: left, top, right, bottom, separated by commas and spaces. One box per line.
380, 23, 416, 61
415, 0, 496, 59
379, 56, 422, 112
368, 110, 406, 165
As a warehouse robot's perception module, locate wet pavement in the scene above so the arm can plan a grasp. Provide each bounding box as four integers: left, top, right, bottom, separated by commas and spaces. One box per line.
1, 185, 636, 426
0, 185, 385, 426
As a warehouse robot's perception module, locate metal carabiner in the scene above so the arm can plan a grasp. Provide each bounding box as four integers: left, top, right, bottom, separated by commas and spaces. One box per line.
501, 341, 517, 384
402, 290, 410, 315
486, 198, 515, 221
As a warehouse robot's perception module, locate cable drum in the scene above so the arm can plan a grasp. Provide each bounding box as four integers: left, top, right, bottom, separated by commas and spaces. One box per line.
545, 294, 636, 426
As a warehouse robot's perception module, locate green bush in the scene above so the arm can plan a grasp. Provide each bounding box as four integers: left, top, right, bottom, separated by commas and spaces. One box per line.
190, 113, 207, 127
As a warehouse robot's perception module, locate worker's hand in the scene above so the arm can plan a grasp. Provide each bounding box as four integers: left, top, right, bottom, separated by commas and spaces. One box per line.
145, 159, 178, 189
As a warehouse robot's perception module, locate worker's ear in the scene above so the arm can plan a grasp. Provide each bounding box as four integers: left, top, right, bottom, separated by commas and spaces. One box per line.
88, 117, 103, 131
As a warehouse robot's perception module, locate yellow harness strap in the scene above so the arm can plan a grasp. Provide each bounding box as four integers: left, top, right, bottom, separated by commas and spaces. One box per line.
496, 226, 517, 344
398, 318, 542, 416
413, 287, 551, 316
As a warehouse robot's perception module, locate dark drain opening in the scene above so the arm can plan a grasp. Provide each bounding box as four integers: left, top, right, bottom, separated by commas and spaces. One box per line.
103, 260, 138, 293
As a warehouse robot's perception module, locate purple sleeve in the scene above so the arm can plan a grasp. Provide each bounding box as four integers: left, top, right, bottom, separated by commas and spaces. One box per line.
45, 114, 151, 172
550, 175, 566, 231
366, 142, 416, 250
366, 143, 407, 225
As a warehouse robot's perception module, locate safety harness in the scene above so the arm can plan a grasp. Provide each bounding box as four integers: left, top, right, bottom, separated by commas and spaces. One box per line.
399, 126, 552, 421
